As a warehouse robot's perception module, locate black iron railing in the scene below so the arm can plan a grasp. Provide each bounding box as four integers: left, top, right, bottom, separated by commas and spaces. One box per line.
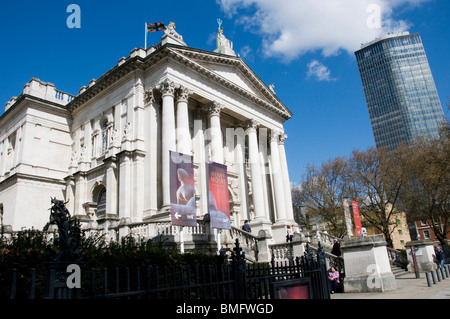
5, 239, 329, 300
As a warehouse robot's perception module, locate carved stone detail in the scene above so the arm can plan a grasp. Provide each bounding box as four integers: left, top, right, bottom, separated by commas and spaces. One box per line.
208, 101, 223, 117
144, 89, 154, 104
176, 86, 190, 103
245, 119, 260, 133
160, 79, 175, 97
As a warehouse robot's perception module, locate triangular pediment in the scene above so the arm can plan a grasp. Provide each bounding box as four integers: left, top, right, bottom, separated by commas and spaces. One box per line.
191, 59, 269, 101
167, 46, 292, 119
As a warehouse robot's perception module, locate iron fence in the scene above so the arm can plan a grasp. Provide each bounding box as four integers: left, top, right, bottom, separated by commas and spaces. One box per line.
5, 239, 330, 300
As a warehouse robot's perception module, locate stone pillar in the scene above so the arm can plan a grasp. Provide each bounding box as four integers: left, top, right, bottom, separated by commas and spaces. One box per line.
278, 134, 294, 221
104, 156, 118, 217
118, 151, 132, 220
207, 101, 224, 164
161, 80, 176, 208
133, 76, 146, 151
143, 89, 158, 219
235, 126, 248, 223
193, 109, 208, 217
270, 130, 287, 222
405, 240, 438, 273
176, 86, 191, 155
132, 151, 146, 221
246, 120, 266, 223
73, 173, 87, 217
341, 236, 397, 293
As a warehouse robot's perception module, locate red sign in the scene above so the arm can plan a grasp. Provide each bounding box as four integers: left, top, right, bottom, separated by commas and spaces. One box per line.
352, 201, 362, 237
208, 162, 231, 229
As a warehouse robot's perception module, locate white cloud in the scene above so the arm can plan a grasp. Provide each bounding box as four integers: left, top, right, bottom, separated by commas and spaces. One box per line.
239, 45, 252, 58
217, 0, 431, 61
307, 60, 337, 82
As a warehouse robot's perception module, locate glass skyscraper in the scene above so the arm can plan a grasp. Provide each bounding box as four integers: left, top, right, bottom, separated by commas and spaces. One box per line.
355, 32, 444, 150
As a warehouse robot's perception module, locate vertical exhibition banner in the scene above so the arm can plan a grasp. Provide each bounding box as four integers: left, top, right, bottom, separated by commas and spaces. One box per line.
352, 200, 362, 237
343, 199, 353, 237
169, 151, 197, 227
208, 162, 231, 229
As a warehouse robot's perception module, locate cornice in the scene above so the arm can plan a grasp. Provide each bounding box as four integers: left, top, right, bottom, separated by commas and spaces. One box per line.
65, 43, 292, 120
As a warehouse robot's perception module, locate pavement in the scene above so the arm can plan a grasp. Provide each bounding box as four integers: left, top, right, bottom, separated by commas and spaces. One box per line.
330, 271, 450, 299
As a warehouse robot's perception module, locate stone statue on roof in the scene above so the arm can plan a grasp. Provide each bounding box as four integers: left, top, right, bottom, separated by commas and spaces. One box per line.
214, 19, 236, 56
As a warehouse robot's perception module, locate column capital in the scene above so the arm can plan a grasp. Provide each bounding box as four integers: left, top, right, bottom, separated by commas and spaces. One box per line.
160, 79, 176, 97
176, 85, 191, 103
270, 130, 282, 143
207, 101, 223, 117
278, 133, 287, 145
245, 119, 260, 133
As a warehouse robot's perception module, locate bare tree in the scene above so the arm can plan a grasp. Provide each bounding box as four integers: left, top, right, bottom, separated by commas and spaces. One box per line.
296, 159, 349, 238
346, 147, 404, 247
397, 124, 450, 247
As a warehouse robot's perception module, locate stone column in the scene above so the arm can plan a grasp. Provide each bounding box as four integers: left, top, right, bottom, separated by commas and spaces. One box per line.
176, 86, 192, 155
341, 236, 397, 293
104, 156, 118, 217
278, 134, 294, 221
235, 125, 248, 223
207, 101, 224, 164
246, 119, 266, 221
143, 89, 158, 219
133, 74, 145, 151
193, 108, 208, 216
270, 130, 287, 222
118, 152, 132, 220
161, 79, 176, 208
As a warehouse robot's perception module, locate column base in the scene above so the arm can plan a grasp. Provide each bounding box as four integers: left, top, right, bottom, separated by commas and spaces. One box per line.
249, 218, 272, 238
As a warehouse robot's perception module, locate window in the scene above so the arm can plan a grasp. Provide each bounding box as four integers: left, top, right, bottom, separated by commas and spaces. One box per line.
398, 230, 403, 235
96, 188, 106, 218
423, 230, 431, 239
101, 119, 109, 155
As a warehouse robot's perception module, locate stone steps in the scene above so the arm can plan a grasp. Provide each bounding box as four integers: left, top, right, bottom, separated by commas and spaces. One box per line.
391, 264, 408, 278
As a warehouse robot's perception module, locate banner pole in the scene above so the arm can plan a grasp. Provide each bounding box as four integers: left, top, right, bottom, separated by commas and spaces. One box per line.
217, 229, 221, 255
180, 226, 185, 254
144, 22, 147, 49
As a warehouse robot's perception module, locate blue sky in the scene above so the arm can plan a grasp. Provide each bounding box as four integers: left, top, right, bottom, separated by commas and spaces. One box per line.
0, 0, 448, 185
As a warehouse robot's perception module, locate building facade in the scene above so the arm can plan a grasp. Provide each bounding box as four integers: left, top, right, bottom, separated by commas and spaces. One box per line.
355, 32, 445, 150
0, 23, 296, 253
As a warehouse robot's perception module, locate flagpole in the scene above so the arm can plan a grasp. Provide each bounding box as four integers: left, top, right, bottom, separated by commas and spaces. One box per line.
144, 22, 147, 49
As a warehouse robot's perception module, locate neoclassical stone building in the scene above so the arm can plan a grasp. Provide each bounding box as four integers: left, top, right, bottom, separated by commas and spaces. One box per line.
0, 23, 295, 256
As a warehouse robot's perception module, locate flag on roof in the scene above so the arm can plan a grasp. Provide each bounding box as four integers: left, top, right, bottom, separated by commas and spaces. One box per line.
147, 22, 165, 33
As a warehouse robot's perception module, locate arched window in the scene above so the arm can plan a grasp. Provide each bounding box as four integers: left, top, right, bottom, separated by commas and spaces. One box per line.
96, 187, 106, 218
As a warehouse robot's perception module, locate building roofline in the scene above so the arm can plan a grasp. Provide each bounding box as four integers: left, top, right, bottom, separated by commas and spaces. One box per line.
356, 32, 421, 53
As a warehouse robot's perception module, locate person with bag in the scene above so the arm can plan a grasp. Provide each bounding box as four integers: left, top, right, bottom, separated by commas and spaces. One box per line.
328, 267, 340, 294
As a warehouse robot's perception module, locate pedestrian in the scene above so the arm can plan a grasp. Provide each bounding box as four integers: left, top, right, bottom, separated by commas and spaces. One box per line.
292, 225, 298, 234
328, 267, 340, 294
435, 246, 445, 269
331, 239, 341, 256
286, 225, 293, 242
242, 220, 251, 233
